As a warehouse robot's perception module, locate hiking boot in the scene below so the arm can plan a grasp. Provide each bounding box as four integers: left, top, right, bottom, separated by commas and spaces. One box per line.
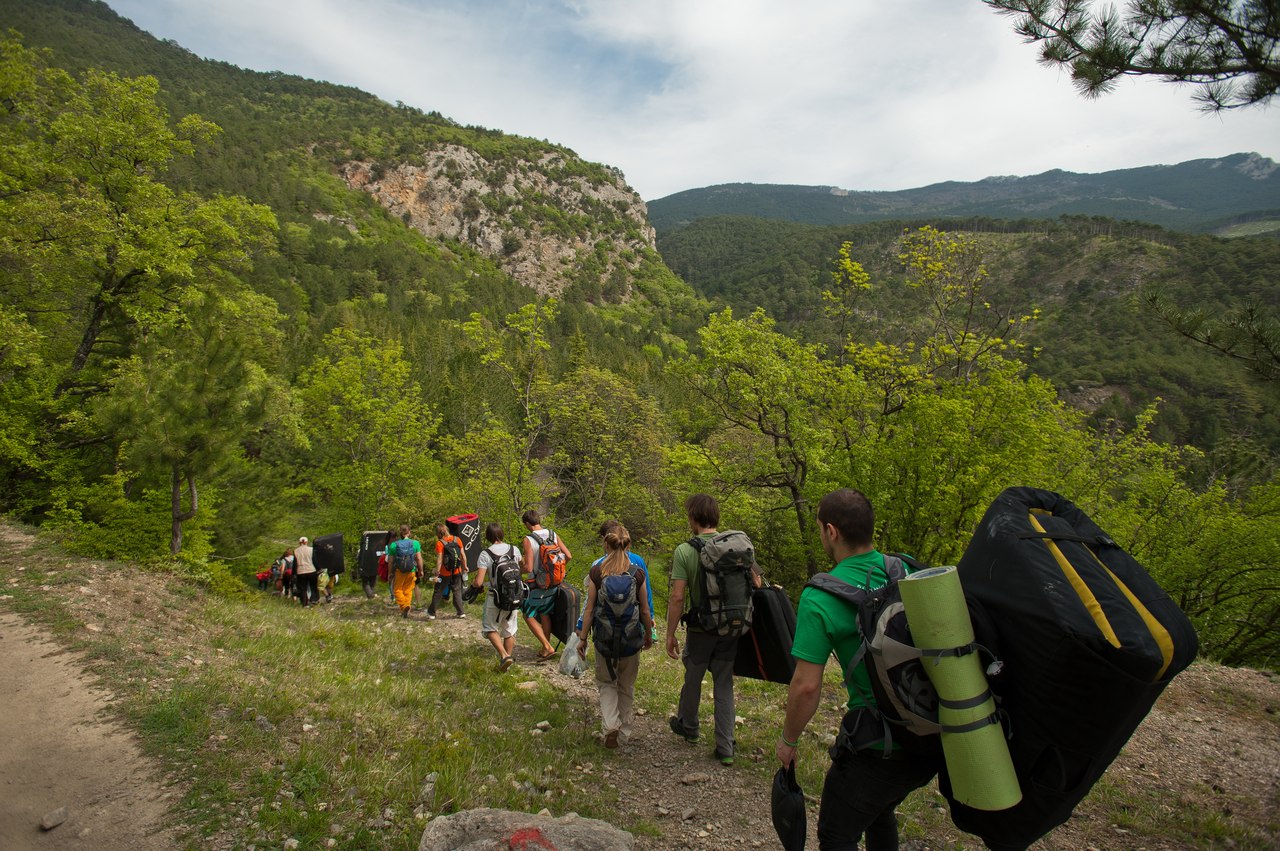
668, 716, 698, 744
604, 730, 620, 749
715, 750, 735, 766
401, 608, 409, 618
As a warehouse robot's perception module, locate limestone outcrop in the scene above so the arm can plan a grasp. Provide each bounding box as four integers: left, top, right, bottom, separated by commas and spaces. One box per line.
342, 146, 656, 298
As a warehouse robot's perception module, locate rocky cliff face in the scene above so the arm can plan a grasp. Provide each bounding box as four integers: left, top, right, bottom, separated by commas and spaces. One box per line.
341, 145, 656, 298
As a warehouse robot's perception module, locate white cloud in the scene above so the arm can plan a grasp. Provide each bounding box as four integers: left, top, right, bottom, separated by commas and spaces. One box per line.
104, 0, 1280, 199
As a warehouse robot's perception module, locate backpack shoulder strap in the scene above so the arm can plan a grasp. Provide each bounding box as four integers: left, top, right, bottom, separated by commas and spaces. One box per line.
803, 572, 878, 701
806, 572, 871, 606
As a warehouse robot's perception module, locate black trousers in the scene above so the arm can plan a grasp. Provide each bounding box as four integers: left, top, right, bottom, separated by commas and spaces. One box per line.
817, 745, 939, 850
428, 574, 464, 615
295, 572, 320, 606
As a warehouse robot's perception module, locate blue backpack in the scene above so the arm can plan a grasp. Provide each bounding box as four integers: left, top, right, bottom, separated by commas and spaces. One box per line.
390, 539, 418, 574
592, 567, 645, 678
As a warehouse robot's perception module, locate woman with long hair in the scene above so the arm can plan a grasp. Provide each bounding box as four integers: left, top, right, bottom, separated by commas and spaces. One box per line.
577, 523, 653, 748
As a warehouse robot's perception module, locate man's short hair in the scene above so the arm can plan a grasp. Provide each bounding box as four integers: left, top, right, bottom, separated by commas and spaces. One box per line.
598, 519, 621, 538
521, 509, 542, 527
817, 489, 875, 548
684, 493, 720, 529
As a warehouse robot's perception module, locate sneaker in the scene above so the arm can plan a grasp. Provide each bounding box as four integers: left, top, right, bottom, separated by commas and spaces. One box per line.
425, 613, 436, 621
715, 750, 735, 766
604, 730, 619, 749
668, 716, 698, 744
456, 612, 467, 619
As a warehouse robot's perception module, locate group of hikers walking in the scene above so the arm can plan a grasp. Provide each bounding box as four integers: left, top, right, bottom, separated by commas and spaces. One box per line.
255, 489, 968, 849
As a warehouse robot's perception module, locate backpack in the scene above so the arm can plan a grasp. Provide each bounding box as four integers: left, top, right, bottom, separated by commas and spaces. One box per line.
688, 530, 755, 637
488, 546, 527, 612
529, 530, 568, 589
441, 536, 463, 573
390, 538, 418, 574
806, 554, 984, 756
592, 567, 645, 675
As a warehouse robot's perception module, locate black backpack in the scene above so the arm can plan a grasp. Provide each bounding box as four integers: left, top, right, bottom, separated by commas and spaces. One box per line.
805, 554, 998, 756
441, 537, 463, 572
688, 530, 755, 637
488, 546, 526, 612
592, 567, 646, 676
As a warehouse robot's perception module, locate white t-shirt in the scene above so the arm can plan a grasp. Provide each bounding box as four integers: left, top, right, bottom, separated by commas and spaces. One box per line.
478, 542, 519, 589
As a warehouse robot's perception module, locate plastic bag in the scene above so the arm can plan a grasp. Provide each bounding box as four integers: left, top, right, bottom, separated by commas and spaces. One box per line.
559, 632, 586, 678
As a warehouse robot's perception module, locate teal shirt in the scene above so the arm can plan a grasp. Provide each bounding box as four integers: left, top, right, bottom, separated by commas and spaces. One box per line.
791, 550, 889, 710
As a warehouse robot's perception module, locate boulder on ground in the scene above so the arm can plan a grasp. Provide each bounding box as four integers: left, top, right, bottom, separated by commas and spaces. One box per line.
418, 807, 633, 851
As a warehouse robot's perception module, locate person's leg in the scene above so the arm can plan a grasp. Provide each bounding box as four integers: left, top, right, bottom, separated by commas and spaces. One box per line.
615, 653, 638, 740
524, 616, 553, 654
708, 634, 738, 758
393, 572, 413, 616
451, 575, 465, 616
674, 630, 714, 739
816, 750, 939, 851
595, 653, 621, 739
427, 578, 445, 617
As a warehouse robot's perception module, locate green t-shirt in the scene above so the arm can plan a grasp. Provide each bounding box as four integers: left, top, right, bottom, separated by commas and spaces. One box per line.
670, 533, 715, 613
791, 550, 889, 710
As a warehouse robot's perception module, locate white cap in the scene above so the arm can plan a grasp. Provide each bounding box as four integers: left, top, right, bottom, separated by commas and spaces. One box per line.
299, 536, 308, 544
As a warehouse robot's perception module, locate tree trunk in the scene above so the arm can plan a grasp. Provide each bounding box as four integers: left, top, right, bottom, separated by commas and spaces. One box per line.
170, 464, 198, 555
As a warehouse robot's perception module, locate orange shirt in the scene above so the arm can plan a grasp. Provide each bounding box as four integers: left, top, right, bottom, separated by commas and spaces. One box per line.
435, 535, 465, 577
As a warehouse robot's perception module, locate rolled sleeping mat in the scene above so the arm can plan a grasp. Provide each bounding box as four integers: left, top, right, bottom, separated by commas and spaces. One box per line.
899, 565, 1021, 812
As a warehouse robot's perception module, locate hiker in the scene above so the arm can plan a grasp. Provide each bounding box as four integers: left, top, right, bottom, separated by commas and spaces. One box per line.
588, 519, 656, 645
471, 521, 523, 672
294, 536, 319, 607
386, 524, 424, 618
577, 522, 653, 749
256, 564, 272, 590
666, 493, 761, 766
520, 509, 571, 660
276, 547, 293, 593
427, 522, 468, 620
776, 488, 941, 850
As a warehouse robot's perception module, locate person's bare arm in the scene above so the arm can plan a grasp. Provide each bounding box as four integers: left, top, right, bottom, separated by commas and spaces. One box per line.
665, 578, 687, 658
776, 659, 825, 768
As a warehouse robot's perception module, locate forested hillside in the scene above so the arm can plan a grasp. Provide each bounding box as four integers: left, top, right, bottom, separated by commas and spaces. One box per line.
658, 215, 1280, 462
1, 0, 1276, 669
646, 156, 1280, 235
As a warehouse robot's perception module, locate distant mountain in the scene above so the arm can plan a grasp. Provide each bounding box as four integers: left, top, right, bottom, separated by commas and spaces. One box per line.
648, 154, 1280, 235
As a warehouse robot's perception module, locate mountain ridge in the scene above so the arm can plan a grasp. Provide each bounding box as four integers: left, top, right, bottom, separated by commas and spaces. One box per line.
649, 153, 1280, 235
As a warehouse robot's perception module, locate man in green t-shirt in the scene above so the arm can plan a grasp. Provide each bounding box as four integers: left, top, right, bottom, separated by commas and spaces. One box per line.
776, 488, 940, 850
665, 493, 760, 767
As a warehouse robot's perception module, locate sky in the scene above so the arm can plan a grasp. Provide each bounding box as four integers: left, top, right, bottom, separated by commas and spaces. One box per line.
105, 0, 1280, 201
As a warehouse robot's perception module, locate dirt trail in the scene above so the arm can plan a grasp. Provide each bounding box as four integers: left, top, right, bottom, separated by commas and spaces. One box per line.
0, 611, 180, 850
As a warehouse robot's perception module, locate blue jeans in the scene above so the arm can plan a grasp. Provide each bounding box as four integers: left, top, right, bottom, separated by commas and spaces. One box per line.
817, 747, 939, 850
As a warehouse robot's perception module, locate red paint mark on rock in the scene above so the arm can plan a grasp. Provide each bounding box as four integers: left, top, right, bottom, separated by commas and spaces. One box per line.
507, 826, 557, 849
